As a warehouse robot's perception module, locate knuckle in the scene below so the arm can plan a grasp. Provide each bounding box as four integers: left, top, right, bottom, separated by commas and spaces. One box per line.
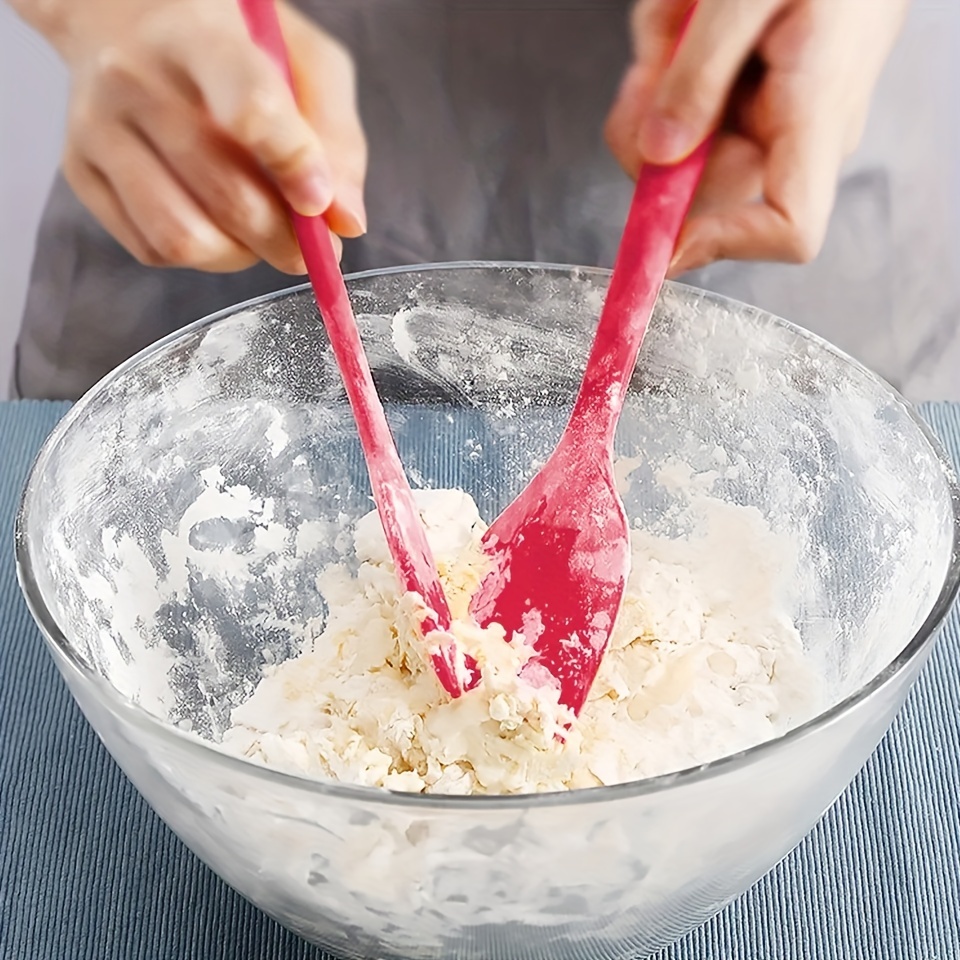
195, 247, 258, 273
271, 141, 317, 182
227, 88, 320, 178
92, 45, 139, 94
267, 231, 305, 268
783, 221, 823, 264
223, 249, 261, 272
278, 256, 307, 276
232, 88, 288, 150
225, 188, 281, 240
85, 47, 152, 121
660, 72, 718, 128
222, 190, 261, 230
149, 224, 209, 267
131, 244, 165, 268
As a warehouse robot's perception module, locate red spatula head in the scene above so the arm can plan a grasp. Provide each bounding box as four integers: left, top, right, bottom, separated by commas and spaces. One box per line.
470, 444, 630, 712
469, 5, 707, 716
470, 143, 710, 717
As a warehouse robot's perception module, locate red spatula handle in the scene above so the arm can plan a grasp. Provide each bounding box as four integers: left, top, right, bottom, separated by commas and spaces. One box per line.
567, 8, 709, 447
567, 143, 709, 445
237, 0, 469, 697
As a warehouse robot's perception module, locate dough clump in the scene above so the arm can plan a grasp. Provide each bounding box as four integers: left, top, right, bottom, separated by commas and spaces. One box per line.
222, 489, 818, 794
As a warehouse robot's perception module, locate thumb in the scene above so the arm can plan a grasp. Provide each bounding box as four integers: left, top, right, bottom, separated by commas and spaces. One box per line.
605, 0, 693, 179
639, 0, 782, 164
282, 3, 368, 237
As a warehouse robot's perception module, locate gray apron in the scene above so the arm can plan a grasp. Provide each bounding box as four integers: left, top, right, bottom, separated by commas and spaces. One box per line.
12, 0, 959, 401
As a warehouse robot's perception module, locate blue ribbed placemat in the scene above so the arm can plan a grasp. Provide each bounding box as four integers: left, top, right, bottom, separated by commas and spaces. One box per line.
1, 400, 959, 960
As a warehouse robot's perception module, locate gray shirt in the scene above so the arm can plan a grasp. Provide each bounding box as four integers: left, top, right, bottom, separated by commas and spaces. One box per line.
12, 0, 959, 401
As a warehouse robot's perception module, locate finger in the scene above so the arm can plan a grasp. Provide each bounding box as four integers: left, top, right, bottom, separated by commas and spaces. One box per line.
629, 0, 696, 73
325, 184, 366, 240
129, 102, 308, 274
283, 4, 368, 237
685, 132, 765, 219
83, 126, 259, 272
63, 151, 163, 267
606, 0, 694, 178
149, 5, 334, 218
639, 0, 783, 164
668, 118, 843, 274
604, 65, 650, 179
666, 132, 764, 276
308, 119, 366, 240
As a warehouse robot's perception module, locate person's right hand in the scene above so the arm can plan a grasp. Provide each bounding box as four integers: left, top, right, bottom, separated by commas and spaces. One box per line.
605, 0, 907, 276
47, 0, 367, 273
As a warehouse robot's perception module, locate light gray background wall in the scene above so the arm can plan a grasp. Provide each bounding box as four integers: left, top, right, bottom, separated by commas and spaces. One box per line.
1, 0, 958, 396
0, 3, 67, 389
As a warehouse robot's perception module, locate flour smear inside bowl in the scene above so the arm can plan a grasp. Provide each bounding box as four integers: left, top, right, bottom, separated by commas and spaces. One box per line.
44, 276, 894, 798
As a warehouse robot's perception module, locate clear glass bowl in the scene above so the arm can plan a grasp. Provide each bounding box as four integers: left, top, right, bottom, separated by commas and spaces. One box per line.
15, 263, 960, 959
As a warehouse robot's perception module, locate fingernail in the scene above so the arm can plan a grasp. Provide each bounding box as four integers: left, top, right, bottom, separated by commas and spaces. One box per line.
339, 184, 367, 235
293, 171, 333, 217
667, 244, 689, 278
639, 114, 693, 165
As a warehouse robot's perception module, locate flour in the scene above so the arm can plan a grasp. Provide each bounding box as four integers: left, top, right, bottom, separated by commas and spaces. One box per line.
390, 308, 419, 364
221, 488, 820, 795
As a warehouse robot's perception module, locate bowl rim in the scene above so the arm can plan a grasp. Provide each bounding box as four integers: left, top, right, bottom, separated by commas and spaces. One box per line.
14, 259, 960, 810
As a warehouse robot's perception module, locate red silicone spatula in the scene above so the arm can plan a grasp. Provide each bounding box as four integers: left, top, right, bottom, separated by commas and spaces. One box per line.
470, 25, 709, 715
238, 0, 474, 697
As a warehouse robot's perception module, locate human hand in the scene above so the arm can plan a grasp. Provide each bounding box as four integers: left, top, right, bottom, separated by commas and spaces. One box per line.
47, 0, 366, 273
605, 0, 908, 276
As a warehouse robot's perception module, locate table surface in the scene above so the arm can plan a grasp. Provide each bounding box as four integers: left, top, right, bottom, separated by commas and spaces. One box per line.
2, 399, 959, 960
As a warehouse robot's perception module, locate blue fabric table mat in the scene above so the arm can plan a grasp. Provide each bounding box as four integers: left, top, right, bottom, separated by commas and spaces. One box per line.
1, 399, 958, 960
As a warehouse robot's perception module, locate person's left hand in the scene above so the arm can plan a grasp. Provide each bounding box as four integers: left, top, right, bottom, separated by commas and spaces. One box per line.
605, 0, 909, 277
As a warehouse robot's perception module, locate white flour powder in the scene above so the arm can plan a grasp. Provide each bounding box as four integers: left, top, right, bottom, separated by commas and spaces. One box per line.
221, 488, 820, 795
